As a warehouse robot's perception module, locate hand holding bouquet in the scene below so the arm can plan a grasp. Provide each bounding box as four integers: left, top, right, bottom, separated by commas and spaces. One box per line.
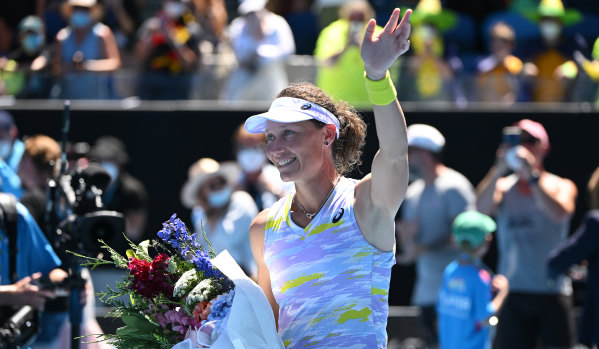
80, 214, 283, 348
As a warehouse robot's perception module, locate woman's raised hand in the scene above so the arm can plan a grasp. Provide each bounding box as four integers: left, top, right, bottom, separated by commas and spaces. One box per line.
361, 8, 412, 80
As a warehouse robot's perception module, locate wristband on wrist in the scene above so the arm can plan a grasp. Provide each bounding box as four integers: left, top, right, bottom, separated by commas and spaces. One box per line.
529, 171, 541, 185
364, 70, 397, 106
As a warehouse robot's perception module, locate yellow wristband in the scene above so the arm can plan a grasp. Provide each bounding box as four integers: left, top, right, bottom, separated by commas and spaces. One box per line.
364, 70, 397, 106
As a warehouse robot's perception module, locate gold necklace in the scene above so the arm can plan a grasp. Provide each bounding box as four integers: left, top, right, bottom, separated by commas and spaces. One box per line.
295, 175, 341, 220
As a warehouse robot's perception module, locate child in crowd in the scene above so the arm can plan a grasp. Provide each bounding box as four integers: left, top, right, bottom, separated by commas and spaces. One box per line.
437, 211, 509, 349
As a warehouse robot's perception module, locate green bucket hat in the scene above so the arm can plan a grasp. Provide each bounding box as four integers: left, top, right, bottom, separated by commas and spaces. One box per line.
452, 211, 497, 248
410, 0, 457, 32
525, 0, 582, 26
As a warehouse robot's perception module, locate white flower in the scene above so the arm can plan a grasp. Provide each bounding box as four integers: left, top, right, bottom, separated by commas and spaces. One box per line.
167, 258, 178, 274
186, 279, 215, 306
174, 269, 200, 298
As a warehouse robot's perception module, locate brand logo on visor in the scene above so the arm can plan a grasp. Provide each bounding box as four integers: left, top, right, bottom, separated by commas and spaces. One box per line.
301, 104, 312, 110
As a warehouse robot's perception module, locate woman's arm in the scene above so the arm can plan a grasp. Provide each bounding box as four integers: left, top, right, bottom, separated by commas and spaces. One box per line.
355, 8, 411, 251
548, 211, 599, 279
84, 24, 121, 72
249, 209, 279, 328
476, 149, 508, 216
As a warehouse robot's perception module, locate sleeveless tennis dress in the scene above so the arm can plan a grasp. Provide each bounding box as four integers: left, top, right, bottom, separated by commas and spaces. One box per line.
264, 177, 395, 348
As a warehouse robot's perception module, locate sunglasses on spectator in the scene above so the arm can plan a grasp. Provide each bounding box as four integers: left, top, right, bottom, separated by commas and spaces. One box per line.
520, 134, 539, 145
205, 177, 226, 191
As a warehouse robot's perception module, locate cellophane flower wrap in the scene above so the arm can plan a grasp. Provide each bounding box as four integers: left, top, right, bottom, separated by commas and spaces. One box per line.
80, 214, 240, 348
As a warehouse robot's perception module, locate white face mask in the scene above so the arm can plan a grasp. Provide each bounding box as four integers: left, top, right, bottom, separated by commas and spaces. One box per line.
207, 186, 232, 208
237, 148, 266, 173
539, 21, 561, 42
348, 21, 363, 37
100, 161, 119, 182
0, 140, 12, 160
164, 1, 184, 19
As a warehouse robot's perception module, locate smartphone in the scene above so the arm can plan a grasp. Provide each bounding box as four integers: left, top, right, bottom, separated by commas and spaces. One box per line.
502, 126, 521, 146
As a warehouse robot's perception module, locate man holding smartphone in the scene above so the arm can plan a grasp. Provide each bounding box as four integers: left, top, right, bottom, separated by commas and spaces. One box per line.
476, 119, 578, 349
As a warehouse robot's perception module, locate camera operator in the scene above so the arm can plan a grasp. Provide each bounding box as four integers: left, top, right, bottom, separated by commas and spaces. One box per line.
17, 134, 112, 349
0, 272, 58, 311
0, 193, 65, 348
18, 135, 61, 227
0, 111, 25, 198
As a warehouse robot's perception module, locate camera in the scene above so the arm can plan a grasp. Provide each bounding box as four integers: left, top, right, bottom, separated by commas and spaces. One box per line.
0, 306, 39, 349
47, 162, 125, 259
502, 126, 523, 171
502, 126, 521, 147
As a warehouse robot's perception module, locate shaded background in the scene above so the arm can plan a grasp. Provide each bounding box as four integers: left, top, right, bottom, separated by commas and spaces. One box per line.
8, 103, 599, 307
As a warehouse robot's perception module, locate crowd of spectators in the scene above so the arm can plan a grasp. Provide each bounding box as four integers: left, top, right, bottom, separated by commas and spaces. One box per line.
0, 0, 597, 104
1, 108, 598, 348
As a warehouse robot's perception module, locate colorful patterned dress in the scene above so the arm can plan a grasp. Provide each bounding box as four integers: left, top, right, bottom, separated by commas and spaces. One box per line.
264, 177, 395, 348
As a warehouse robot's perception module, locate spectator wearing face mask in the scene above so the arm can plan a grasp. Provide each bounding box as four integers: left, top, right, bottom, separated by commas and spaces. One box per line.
475, 21, 525, 103
314, 0, 385, 108
0, 16, 53, 98
232, 124, 293, 212
0, 112, 24, 174
88, 136, 148, 254
220, 0, 295, 101
52, 0, 121, 99
520, 0, 582, 102
0, 111, 25, 198
397, 0, 459, 103
181, 158, 258, 276
396, 124, 476, 347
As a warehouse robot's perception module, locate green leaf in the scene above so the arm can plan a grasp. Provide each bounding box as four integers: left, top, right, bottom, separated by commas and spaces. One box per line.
199, 219, 216, 258
121, 314, 160, 332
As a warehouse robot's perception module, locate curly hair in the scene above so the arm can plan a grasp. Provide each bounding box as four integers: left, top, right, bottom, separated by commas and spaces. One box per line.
24, 135, 60, 175
276, 82, 367, 175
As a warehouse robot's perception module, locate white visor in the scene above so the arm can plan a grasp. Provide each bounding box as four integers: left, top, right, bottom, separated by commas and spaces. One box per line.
244, 97, 340, 138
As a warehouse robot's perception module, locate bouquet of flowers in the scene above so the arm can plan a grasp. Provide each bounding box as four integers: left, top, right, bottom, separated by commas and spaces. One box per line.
80, 214, 283, 349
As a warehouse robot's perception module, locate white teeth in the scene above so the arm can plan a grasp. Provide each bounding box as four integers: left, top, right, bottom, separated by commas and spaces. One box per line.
278, 158, 294, 166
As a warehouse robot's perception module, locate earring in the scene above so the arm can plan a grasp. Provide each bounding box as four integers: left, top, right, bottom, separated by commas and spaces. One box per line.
325, 141, 329, 146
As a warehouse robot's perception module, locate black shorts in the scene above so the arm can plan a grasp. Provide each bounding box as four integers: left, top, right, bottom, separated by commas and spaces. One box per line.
494, 292, 575, 349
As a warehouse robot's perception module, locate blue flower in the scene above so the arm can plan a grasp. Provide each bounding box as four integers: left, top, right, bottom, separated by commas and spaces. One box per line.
207, 290, 235, 322
158, 214, 230, 282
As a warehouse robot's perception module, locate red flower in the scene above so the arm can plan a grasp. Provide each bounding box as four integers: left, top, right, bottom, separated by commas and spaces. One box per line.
128, 253, 175, 299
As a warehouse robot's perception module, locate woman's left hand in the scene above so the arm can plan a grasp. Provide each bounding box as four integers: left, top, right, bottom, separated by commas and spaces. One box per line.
361, 8, 412, 80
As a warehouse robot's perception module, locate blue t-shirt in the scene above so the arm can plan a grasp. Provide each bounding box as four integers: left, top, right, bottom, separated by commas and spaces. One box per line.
437, 258, 495, 349
6, 139, 24, 174
0, 202, 61, 284
0, 160, 23, 198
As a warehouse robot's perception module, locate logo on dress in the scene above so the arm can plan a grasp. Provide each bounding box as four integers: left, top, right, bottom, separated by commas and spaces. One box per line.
332, 208, 344, 223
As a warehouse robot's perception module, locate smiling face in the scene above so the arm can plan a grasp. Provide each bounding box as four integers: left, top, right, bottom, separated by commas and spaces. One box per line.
264, 120, 334, 182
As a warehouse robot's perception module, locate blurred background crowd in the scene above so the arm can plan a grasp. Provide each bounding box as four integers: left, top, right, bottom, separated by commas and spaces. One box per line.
0, 0, 597, 106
